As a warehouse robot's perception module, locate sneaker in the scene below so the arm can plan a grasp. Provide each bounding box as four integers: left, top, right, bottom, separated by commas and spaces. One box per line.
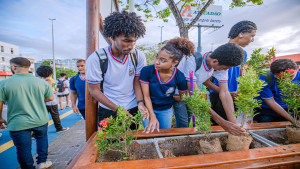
56, 127, 69, 133
37, 161, 52, 169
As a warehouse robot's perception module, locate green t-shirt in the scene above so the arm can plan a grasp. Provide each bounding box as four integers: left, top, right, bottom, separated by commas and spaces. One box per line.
0, 73, 54, 131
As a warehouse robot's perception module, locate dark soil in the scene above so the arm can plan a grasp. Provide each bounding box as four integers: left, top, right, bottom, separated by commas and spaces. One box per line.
253, 129, 288, 145
96, 141, 159, 162
158, 134, 267, 158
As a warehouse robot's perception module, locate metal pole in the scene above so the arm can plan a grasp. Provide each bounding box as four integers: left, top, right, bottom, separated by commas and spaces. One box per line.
197, 24, 201, 53
49, 18, 56, 80
158, 26, 164, 44
129, 0, 135, 13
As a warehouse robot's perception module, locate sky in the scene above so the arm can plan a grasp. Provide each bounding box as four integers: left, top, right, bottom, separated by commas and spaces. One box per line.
0, 0, 300, 61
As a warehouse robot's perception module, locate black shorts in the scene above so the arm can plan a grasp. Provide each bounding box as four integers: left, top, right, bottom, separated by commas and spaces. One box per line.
57, 94, 69, 97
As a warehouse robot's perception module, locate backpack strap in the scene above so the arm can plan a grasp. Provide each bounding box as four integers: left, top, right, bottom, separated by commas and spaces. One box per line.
130, 49, 138, 70
195, 52, 204, 71
95, 48, 108, 91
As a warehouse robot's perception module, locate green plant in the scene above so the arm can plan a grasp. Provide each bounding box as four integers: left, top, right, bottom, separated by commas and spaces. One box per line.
277, 69, 300, 128
234, 48, 274, 127
246, 47, 274, 75
183, 89, 211, 134
95, 106, 143, 159
234, 68, 266, 127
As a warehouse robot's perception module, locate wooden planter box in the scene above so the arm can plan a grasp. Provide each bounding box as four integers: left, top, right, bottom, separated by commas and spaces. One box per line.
67, 122, 300, 169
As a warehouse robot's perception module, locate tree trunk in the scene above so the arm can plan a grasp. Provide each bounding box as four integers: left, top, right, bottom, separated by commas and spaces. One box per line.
179, 27, 189, 39
165, 0, 189, 39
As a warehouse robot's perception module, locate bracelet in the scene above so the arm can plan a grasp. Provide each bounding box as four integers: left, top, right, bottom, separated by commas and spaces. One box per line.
137, 100, 145, 104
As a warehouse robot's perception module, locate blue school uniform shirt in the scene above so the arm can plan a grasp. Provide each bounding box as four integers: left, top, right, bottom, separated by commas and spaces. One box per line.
70, 74, 86, 110
139, 65, 188, 111
210, 50, 248, 93
257, 70, 300, 109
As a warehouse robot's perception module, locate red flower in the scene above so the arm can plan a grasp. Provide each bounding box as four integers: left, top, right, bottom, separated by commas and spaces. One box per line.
285, 69, 296, 74
99, 119, 111, 130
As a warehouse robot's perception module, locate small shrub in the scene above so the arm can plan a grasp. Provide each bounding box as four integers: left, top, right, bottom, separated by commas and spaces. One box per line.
95, 106, 142, 159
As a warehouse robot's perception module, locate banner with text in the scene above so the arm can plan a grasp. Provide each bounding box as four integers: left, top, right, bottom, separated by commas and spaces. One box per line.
180, 5, 222, 27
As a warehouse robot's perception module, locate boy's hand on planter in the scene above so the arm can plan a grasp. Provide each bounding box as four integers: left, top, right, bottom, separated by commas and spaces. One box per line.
222, 120, 246, 136
144, 115, 159, 134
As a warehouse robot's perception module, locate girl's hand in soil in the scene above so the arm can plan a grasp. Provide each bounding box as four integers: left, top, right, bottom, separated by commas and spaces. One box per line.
221, 120, 246, 136
144, 115, 160, 134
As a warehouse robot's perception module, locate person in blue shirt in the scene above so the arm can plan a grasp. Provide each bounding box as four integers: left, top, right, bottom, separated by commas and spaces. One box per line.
70, 59, 86, 119
254, 58, 299, 125
206, 20, 257, 125
140, 37, 194, 132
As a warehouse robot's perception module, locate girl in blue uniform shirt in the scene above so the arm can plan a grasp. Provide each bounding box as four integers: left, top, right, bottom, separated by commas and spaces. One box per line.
139, 37, 194, 133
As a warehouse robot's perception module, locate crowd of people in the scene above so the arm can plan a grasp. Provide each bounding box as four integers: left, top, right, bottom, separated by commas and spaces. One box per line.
0, 11, 299, 169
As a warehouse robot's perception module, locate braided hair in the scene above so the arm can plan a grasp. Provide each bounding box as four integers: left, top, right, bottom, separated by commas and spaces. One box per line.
228, 20, 257, 39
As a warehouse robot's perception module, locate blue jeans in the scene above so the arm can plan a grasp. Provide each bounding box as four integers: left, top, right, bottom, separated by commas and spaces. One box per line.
79, 108, 86, 120
142, 107, 173, 129
9, 123, 48, 169
173, 101, 192, 128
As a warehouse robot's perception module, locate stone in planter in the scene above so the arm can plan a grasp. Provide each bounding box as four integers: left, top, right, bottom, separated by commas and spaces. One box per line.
96, 141, 159, 162
226, 133, 253, 151
199, 137, 223, 154
286, 125, 300, 144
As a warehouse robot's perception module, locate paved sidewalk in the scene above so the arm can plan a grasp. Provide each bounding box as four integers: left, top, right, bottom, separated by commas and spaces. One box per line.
34, 119, 86, 169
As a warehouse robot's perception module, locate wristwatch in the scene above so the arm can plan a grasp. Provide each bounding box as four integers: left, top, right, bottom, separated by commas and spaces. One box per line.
137, 100, 145, 104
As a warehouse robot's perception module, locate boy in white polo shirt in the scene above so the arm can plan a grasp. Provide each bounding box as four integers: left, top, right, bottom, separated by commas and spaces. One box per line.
183, 43, 246, 135
86, 11, 148, 127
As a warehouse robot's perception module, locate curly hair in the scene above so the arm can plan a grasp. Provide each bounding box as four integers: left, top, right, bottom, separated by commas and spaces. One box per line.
270, 59, 297, 75
103, 11, 146, 39
210, 43, 244, 66
162, 37, 195, 61
36, 65, 53, 78
228, 20, 257, 39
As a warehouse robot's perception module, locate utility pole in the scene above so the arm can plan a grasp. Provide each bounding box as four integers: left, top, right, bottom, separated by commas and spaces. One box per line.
158, 26, 164, 44
129, 0, 135, 13
197, 24, 201, 53
49, 18, 56, 80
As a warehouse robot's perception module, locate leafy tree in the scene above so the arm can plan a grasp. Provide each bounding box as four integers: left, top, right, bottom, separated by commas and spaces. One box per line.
41, 60, 76, 78
56, 68, 76, 79
118, 0, 263, 38
136, 44, 163, 65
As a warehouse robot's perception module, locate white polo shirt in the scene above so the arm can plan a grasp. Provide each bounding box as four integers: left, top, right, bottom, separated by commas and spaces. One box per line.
86, 46, 146, 110
195, 52, 228, 85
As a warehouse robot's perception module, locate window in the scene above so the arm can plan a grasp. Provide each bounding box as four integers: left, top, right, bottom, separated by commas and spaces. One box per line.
1, 46, 3, 52
11, 48, 14, 54
1, 57, 4, 61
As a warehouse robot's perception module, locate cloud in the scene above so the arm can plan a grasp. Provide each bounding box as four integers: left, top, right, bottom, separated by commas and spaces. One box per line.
0, 0, 299, 61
